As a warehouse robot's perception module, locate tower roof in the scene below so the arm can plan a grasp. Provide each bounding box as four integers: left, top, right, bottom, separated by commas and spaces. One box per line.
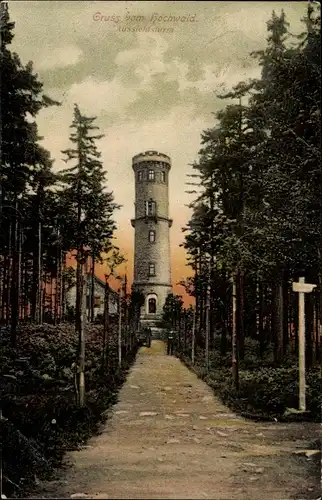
132, 150, 171, 169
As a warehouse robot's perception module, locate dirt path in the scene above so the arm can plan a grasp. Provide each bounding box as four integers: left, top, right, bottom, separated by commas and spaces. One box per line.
36, 341, 320, 499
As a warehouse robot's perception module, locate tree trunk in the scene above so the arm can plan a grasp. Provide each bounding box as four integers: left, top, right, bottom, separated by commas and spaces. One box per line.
236, 269, 245, 359
90, 256, 95, 322
198, 283, 205, 347
42, 276, 46, 323
232, 273, 239, 391
122, 280, 128, 350
17, 224, 22, 322
118, 289, 122, 367
220, 278, 228, 355
102, 278, 110, 370
250, 276, 258, 340
183, 310, 187, 352
226, 271, 232, 339
0, 256, 3, 323
194, 272, 200, 348
31, 233, 37, 321
23, 251, 29, 319
283, 271, 289, 355
38, 222, 43, 324
75, 251, 83, 334
274, 278, 284, 363
267, 285, 273, 346
10, 209, 19, 347
259, 281, 265, 357
205, 270, 211, 372
50, 273, 54, 323
61, 252, 67, 321
54, 244, 62, 325
1, 253, 6, 322
6, 223, 12, 324
19, 251, 24, 321
191, 307, 196, 364
77, 256, 86, 407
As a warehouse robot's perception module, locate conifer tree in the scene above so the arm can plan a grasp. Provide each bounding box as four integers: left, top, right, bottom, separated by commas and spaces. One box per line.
0, 3, 58, 342
60, 104, 119, 405
181, 5, 321, 379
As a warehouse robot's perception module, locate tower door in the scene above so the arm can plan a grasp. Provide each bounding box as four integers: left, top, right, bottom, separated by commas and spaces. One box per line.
148, 297, 156, 314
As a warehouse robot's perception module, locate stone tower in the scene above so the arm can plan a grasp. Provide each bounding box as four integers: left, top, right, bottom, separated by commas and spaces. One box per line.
131, 150, 172, 329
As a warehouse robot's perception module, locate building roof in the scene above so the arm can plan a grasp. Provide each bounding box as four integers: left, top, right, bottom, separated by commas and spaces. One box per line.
86, 274, 119, 297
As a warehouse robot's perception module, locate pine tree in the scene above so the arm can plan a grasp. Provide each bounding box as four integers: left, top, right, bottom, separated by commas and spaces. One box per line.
60, 104, 119, 405
182, 5, 321, 377
0, 3, 59, 343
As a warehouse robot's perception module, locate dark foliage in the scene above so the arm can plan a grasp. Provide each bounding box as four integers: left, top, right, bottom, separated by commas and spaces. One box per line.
175, 340, 321, 423
0, 323, 138, 498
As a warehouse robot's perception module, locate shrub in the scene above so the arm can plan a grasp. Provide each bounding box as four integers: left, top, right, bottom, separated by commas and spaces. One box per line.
0, 323, 139, 498
176, 347, 321, 422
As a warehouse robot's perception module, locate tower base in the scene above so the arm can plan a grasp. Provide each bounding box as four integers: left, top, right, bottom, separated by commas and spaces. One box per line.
139, 315, 168, 339
140, 314, 162, 329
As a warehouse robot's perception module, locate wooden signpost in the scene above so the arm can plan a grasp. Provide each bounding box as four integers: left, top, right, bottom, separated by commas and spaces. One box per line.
292, 277, 317, 411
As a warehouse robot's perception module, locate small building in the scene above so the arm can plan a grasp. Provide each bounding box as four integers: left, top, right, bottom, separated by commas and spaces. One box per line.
66, 274, 119, 319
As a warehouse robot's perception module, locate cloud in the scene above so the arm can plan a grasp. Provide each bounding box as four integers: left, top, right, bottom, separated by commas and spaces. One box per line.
115, 34, 170, 90
67, 76, 138, 116
96, 103, 213, 236
9, 0, 308, 303
36, 45, 83, 71
10, 1, 307, 124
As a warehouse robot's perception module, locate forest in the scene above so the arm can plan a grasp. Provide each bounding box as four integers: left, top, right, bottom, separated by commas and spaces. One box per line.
0, 2, 321, 498
163, 6, 321, 422
0, 4, 143, 497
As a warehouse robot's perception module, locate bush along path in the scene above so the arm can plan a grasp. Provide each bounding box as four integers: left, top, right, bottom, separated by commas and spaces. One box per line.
0, 323, 138, 498
173, 338, 321, 424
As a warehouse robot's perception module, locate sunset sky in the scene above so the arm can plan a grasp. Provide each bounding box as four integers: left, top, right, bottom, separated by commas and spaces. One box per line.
9, 1, 306, 304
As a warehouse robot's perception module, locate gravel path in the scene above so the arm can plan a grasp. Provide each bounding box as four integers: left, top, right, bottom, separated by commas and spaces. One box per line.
35, 341, 320, 499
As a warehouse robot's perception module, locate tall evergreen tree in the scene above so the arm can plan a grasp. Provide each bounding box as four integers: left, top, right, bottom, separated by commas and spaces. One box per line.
59, 104, 119, 405
0, 3, 59, 342
181, 5, 321, 380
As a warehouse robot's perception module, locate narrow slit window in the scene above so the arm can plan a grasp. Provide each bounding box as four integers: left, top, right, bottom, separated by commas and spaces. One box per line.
149, 230, 156, 243
138, 171, 143, 181
161, 171, 166, 182
148, 263, 155, 276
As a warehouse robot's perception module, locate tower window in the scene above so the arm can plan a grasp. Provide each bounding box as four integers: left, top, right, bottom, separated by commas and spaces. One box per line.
149, 230, 156, 243
148, 263, 156, 276
145, 200, 156, 216
161, 171, 166, 182
138, 171, 143, 181
148, 298, 156, 314
148, 169, 155, 181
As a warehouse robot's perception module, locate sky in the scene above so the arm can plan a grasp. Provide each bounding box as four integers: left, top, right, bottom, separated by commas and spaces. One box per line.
9, 1, 306, 304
